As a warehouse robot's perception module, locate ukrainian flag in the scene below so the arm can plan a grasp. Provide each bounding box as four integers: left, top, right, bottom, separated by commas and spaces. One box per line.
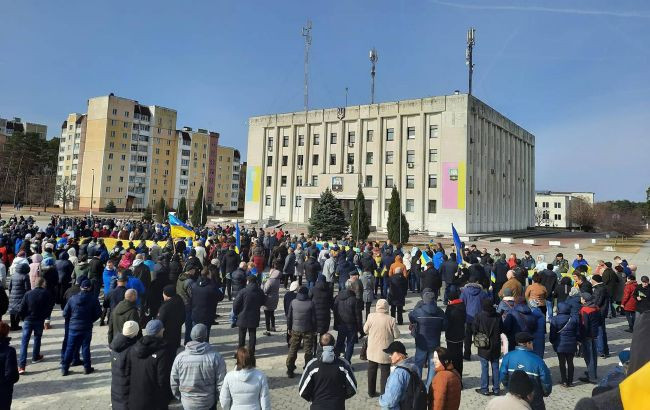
490, 271, 496, 283
169, 213, 195, 239
235, 221, 241, 254
420, 251, 432, 266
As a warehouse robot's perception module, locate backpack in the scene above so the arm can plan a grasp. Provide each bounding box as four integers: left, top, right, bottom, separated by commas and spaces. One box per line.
398, 366, 428, 410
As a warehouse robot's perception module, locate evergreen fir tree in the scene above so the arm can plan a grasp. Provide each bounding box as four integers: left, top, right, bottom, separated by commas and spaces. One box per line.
104, 200, 117, 213
155, 198, 166, 223
143, 206, 153, 221
350, 186, 370, 242
387, 187, 409, 244
177, 197, 188, 223
191, 185, 207, 226
308, 188, 348, 240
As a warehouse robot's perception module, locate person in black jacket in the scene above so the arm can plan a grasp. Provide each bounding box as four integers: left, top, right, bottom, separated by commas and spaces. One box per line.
168, 253, 182, 285
283, 281, 299, 347
157, 285, 186, 353
440, 254, 458, 304
578, 293, 602, 383
555, 276, 572, 304
286, 286, 317, 377
230, 262, 248, 301
445, 288, 467, 379
590, 276, 610, 358
310, 276, 333, 340
146, 256, 169, 321
221, 245, 241, 299
473, 298, 503, 396
18, 278, 55, 373
40, 258, 59, 330
387, 268, 407, 325
420, 262, 442, 301
538, 264, 557, 322
298, 333, 357, 409
0, 321, 19, 410
304, 256, 321, 289
190, 269, 221, 341
634, 275, 650, 314
333, 288, 362, 363
61, 279, 102, 376
55, 252, 74, 308
109, 320, 140, 410
233, 276, 266, 357
127, 320, 172, 410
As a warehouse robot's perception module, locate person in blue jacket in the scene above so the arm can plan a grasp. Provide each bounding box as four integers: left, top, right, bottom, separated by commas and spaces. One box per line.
61, 279, 102, 376
378, 341, 421, 410
572, 254, 589, 270
549, 302, 578, 387
502, 300, 538, 351
529, 300, 546, 358
102, 259, 117, 299
499, 332, 552, 410
408, 289, 447, 390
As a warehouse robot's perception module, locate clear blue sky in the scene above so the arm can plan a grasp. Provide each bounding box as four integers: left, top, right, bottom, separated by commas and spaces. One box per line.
2, 0, 648, 201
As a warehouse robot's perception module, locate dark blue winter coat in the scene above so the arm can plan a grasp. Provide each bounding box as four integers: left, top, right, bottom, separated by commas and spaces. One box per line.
408, 301, 447, 350
565, 295, 582, 319
579, 305, 602, 341
63, 290, 102, 332
503, 304, 538, 351
460, 282, 488, 323
549, 303, 578, 354
20, 287, 55, 322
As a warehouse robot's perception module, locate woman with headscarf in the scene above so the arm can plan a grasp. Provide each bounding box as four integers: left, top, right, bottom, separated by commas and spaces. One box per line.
66, 247, 78, 267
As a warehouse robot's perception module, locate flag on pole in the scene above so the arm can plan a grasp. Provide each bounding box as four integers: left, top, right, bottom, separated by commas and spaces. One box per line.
235, 221, 241, 254
169, 213, 195, 239
451, 224, 464, 266
491, 271, 496, 283
420, 251, 432, 266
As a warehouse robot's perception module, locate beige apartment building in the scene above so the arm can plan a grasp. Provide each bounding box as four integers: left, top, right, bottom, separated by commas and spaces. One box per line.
212, 145, 241, 213
245, 93, 535, 234
57, 94, 224, 213
534, 191, 595, 228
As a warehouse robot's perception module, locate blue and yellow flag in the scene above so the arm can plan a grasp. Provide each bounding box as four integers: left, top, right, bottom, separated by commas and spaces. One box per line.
491, 271, 496, 283
420, 251, 432, 266
451, 224, 464, 266
169, 213, 195, 239
235, 221, 241, 254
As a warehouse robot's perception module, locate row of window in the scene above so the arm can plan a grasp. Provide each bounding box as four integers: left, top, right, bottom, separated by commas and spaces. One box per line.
266, 173, 438, 189
263, 195, 438, 214
269, 149, 438, 168
269, 125, 439, 149
536, 201, 562, 208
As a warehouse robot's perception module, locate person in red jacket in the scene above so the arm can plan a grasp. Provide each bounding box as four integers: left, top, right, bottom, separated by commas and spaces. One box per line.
621, 275, 637, 333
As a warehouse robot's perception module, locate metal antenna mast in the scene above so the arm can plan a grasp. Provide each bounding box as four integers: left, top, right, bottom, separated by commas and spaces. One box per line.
466, 27, 475, 95
302, 20, 312, 112
369, 48, 378, 104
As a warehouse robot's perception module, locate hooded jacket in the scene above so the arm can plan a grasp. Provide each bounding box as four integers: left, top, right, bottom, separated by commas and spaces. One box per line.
128, 336, 171, 410
388, 255, 407, 278
579, 305, 602, 340
190, 277, 219, 326
233, 282, 265, 329
555, 276, 573, 303
334, 289, 362, 331
230, 268, 247, 298
549, 302, 578, 354
388, 273, 407, 307
309, 279, 333, 333
444, 299, 467, 343
298, 346, 357, 409
540, 269, 557, 299
503, 304, 538, 351
262, 269, 281, 311
108, 299, 140, 344
28, 253, 43, 289
460, 282, 488, 323
8, 266, 31, 315
360, 271, 375, 303
219, 367, 271, 410
363, 300, 400, 364
110, 333, 139, 410
621, 281, 637, 312
409, 300, 447, 351
287, 291, 316, 332
170, 341, 227, 410
304, 257, 321, 284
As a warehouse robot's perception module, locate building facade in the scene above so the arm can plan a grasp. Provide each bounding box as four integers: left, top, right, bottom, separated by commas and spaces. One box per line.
213, 146, 241, 213
534, 191, 595, 228
245, 94, 535, 234
0, 116, 48, 150
57, 94, 223, 213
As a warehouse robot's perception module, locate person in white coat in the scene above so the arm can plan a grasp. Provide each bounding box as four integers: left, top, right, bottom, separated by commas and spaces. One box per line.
220, 346, 271, 410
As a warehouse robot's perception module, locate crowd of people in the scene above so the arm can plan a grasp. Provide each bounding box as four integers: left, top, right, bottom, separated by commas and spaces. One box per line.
0, 213, 648, 410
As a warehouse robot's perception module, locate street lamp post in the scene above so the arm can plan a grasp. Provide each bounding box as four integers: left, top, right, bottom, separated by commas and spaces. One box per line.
90, 168, 95, 217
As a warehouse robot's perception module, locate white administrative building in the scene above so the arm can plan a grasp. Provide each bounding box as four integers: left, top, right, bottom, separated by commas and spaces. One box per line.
244, 93, 535, 234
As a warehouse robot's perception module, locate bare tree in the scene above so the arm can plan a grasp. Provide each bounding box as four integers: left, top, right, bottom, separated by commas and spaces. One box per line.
54, 178, 75, 214
568, 197, 597, 230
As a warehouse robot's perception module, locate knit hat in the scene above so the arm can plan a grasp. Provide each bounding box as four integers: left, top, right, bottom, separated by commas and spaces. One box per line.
298, 286, 309, 296
508, 369, 534, 397
80, 280, 92, 290
145, 320, 164, 336
502, 287, 513, 297
581, 292, 594, 303
190, 323, 208, 342
163, 285, 176, 297
289, 281, 299, 292
122, 321, 140, 338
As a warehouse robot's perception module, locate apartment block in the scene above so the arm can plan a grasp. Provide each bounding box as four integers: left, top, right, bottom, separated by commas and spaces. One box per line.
213, 146, 241, 213
57, 94, 223, 213
535, 191, 595, 228
245, 93, 535, 234
0, 116, 48, 150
